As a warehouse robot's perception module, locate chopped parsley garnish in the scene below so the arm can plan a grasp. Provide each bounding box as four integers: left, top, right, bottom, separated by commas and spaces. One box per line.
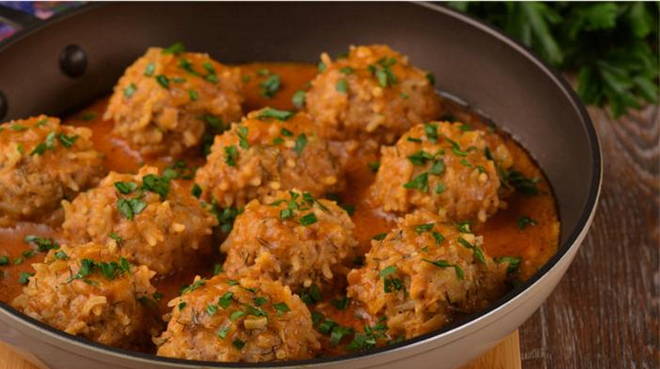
292, 90, 306, 109
340, 66, 354, 74
403, 172, 429, 192
446, 137, 468, 156
178, 58, 198, 76
273, 302, 290, 314
384, 277, 404, 293
54, 251, 68, 260
58, 133, 78, 148
18, 272, 34, 285
257, 107, 294, 121
502, 170, 540, 195
457, 237, 486, 263
163, 42, 185, 55
218, 292, 234, 308
178, 302, 187, 310
232, 339, 245, 349
331, 296, 350, 310
109, 232, 123, 243
517, 216, 538, 229
155, 74, 170, 89
280, 128, 293, 137
142, 174, 171, 199
456, 221, 472, 233
426, 72, 436, 85
299, 212, 318, 226
330, 325, 354, 345
432, 231, 445, 244
429, 159, 446, 175
460, 158, 473, 167
495, 256, 522, 274
188, 89, 199, 101
67, 257, 131, 283
379, 266, 397, 278
317, 61, 326, 72
230, 310, 246, 321
336, 78, 349, 93
10, 124, 28, 131
372, 232, 387, 241
123, 83, 137, 98
414, 223, 435, 234
224, 145, 239, 166
206, 304, 218, 315
217, 326, 230, 339
114, 181, 138, 194
293, 133, 308, 155
0, 256, 8, 266
369, 57, 398, 87
253, 296, 268, 306
213, 263, 223, 275
191, 183, 202, 198
24, 235, 59, 252
117, 198, 147, 220
407, 137, 422, 143
260, 74, 281, 98
144, 62, 155, 76
236, 126, 250, 149
423, 259, 465, 279
368, 161, 381, 173
30, 131, 57, 156
424, 123, 438, 142
408, 150, 433, 166
209, 204, 241, 234
180, 279, 206, 294
299, 284, 322, 305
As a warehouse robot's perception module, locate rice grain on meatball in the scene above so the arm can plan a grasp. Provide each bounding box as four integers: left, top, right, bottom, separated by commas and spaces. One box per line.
194, 109, 344, 209
370, 121, 510, 223
306, 44, 442, 144
155, 276, 320, 362
0, 115, 105, 226
347, 210, 508, 339
221, 190, 358, 290
62, 166, 217, 275
105, 46, 243, 157
12, 243, 159, 348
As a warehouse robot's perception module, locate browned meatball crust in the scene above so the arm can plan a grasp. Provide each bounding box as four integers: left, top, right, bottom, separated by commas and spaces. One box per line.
370, 121, 511, 223
347, 210, 508, 339
62, 166, 217, 275
155, 275, 320, 362
221, 190, 358, 291
306, 44, 442, 144
194, 109, 344, 209
12, 243, 159, 348
105, 46, 243, 157
0, 115, 105, 226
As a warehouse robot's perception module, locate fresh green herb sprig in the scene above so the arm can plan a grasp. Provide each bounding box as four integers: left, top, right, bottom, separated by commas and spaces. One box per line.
450, 2, 659, 117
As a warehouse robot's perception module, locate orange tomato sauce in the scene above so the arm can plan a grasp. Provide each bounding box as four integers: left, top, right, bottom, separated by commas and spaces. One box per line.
0, 62, 559, 354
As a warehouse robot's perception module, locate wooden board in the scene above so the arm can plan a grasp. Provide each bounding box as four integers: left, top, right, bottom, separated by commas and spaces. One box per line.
0, 331, 520, 369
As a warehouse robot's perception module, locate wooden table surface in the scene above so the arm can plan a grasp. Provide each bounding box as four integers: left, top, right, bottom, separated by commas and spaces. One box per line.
519, 104, 659, 369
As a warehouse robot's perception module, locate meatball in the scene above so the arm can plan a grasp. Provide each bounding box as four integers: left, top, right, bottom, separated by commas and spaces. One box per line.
0, 115, 105, 226
12, 243, 159, 348
305, 44, 442, 144
347, 210, 508, 339
104, 46, 243, 157
221, 190, 358, 291
155, 275, 320, 362
194, 109, 344, 208
370, 121, 511, 223
62, 166, 217, 275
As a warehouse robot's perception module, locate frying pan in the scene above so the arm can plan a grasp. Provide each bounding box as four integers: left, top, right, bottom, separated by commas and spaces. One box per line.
0, 2, 602, 369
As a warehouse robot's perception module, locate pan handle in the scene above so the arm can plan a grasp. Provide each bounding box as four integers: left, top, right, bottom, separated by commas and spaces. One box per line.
0, 5, 41, 31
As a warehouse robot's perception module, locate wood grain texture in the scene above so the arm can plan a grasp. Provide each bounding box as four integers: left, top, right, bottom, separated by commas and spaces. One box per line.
519, 104, 659, 369
1, 332, 521, 369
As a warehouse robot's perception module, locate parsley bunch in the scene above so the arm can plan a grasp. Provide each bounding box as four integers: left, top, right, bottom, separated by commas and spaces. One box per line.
450, 2, 659, 117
